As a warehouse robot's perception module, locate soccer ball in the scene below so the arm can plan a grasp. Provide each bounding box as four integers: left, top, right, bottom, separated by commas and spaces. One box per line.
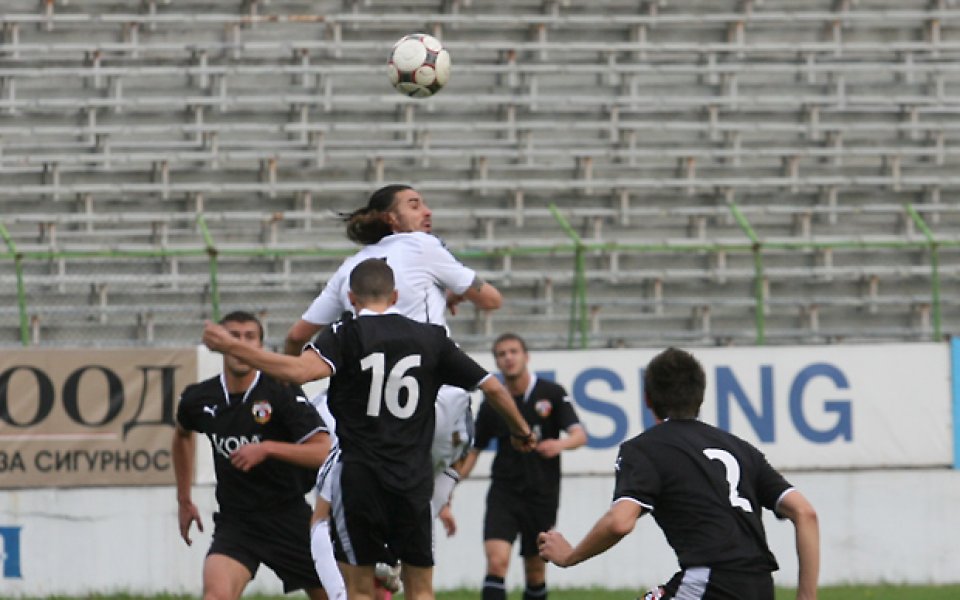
387, 33, 451, 98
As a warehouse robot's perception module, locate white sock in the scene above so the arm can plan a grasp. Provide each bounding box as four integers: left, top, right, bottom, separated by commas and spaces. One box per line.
431, 467, 459, 519
310, 520, 346, 600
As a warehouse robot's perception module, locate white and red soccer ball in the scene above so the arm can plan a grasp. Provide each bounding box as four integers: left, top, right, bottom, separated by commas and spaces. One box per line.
387, 33, 451, 98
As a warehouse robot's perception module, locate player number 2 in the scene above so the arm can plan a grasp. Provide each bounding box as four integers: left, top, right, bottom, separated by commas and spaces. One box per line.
703, 448, 753, 513
360, 352, 422, 419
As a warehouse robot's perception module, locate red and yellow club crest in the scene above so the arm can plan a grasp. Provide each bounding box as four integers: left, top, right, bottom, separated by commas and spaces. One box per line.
535, 399, 553, 418
252, 400, 273, 424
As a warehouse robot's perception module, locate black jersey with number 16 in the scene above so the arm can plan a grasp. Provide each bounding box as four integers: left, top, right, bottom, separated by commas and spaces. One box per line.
308, 310, 489, 500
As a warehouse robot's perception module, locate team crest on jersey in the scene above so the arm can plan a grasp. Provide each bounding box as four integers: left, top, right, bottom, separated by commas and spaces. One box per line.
251, 400, 273, 424
535, 399, 552, 418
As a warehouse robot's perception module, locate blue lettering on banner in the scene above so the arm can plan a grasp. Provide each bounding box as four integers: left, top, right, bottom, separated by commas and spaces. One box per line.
0, 526, 22, 578
716, 366, 776, 442
570, 368, 628, 449
789, 363, 852, 443
519, 361, 854, 450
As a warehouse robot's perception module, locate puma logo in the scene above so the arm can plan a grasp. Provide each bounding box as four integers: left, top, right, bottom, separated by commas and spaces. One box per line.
203, 405, 218, 418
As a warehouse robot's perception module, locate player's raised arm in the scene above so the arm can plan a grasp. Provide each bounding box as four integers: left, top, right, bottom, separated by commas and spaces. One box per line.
447, 276, 503, 314
202, 320, 332, 384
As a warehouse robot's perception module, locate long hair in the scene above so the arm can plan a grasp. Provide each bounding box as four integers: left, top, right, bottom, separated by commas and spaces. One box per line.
343, 184, 413, 245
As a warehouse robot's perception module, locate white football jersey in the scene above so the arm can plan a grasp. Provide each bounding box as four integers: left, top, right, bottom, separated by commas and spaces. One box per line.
301, 232, 476, 328
432, 385, 473, 472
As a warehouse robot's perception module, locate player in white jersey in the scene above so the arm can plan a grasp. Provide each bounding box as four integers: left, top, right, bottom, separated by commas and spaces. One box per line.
299, 230, 478, 329
284, 185, 503, 592
286, 185, 500, 357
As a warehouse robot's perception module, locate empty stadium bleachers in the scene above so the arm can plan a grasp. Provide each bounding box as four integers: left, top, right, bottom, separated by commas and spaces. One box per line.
2, 0, 959, 350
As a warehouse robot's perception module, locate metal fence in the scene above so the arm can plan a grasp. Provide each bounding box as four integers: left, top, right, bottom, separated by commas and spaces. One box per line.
2, 203, 955, 349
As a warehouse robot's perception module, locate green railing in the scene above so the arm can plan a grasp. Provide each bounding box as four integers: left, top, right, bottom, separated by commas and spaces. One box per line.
1, 206, 955, 348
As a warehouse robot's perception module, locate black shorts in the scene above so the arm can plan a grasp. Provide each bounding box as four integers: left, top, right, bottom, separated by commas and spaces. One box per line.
483, 484, 558, 557
329, 459, 433, 568
208, 500, 322, 593
661, 567, 774, 600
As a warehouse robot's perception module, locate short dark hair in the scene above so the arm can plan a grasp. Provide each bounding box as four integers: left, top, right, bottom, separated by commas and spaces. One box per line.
644, 347, 706, 420
492, 332, 528, 356
349, 258, 395, 301
220, 310, 264, 342
344, 184, 414, 245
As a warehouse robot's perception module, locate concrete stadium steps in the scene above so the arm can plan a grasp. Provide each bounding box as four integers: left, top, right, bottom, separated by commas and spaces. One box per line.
2, 0, 958, 348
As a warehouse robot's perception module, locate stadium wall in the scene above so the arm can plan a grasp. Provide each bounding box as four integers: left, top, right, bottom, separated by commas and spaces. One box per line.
1, 343, 959, 595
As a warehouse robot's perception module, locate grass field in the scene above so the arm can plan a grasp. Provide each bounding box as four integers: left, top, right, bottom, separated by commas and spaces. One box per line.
20, 587, 960, 600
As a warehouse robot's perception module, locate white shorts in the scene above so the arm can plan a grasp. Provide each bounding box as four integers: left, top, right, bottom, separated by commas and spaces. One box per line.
310, 391, 338, 448
314, 445, 341, 503
431, 385, 474, 474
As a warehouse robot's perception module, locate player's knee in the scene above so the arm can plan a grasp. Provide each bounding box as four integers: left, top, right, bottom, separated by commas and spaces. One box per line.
485, 556, 509, 577
484, 542, 511, 575
202, 570, 246, 600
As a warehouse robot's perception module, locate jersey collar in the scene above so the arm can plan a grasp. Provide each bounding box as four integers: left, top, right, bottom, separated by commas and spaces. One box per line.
219, 370, 261, 406
358, 307, 402, 317
521, 373, 538, 402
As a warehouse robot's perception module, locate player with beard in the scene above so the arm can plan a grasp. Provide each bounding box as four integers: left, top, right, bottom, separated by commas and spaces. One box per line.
203, 259, 536, 600
283, 184, 504, 594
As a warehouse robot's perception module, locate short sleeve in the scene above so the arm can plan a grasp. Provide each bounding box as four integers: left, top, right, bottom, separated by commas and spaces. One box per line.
275, 384, 327, 443
553, 389, 581, 431
752, 448, 793, 512
175, 388, 198, 431
421, 234, 477, 295
436, 335, 489, 390
309, 323, 345, 373
301, 268, 349, 325
472, 400, 499, 450
612, 442, 659, 510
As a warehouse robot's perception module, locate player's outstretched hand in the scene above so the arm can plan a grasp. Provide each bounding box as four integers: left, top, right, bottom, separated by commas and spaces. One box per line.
178, 500, 203, 546
538, 529, 574, 567
202, 320, 233, 352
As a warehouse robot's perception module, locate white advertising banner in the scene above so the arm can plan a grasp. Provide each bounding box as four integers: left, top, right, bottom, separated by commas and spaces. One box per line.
0, 344, 955, 595
198, 342, 953, 475
465, 343, 953, 473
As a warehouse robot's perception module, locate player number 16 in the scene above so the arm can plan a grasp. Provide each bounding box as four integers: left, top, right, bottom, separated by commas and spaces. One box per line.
360, 352, 422, 419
